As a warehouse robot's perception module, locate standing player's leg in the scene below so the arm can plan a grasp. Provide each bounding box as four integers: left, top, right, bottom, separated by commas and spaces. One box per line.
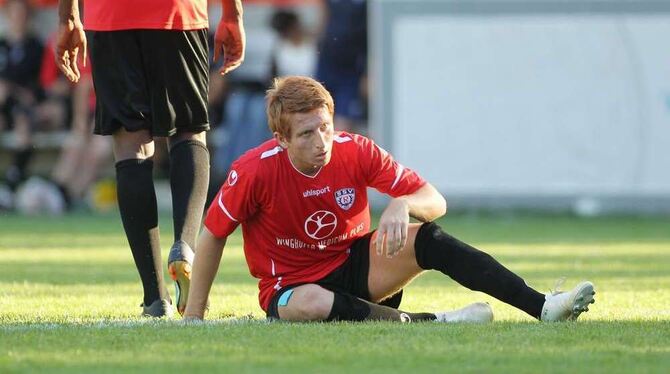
167, 131, 209, 315
88, 29, 174, 317
113, 128, 172, 316
141, 29, 211, 315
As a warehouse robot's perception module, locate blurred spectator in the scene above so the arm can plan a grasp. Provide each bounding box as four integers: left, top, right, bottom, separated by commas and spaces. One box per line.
6, 30, 111, 214
316, 0, 367, 132
0, 0, 44, 190
270, 9, 316, 78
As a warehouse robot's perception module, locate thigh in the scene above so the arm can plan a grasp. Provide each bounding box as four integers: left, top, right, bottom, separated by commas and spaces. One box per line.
139, 29, 210, 137
367, 223, 425, 303
112, 128, 155, 161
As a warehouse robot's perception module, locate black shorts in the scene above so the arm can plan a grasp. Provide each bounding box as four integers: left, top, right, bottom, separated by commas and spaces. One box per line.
266, 231, 404, 319
87, 29, 210, 137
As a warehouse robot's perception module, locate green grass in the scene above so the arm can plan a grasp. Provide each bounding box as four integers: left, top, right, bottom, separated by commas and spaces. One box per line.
1, 213, 669, 373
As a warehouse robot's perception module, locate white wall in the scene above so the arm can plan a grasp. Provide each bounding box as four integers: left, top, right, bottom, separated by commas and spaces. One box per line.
371, 1, 670, 212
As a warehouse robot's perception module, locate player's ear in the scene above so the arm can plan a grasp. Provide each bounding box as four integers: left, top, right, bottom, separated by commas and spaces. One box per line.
274, 132, 289, 149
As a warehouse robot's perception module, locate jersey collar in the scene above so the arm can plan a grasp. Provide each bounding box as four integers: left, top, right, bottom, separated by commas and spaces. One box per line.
285, 151, 324, 179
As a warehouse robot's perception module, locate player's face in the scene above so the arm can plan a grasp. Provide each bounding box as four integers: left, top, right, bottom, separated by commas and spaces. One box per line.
277, 106, 334, 175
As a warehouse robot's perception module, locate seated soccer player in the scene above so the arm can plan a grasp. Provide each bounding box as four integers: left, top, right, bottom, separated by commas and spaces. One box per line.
180, 76, 595, 323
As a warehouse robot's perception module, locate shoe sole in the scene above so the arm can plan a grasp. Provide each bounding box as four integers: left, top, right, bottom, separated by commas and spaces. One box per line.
567, 281, 596, 320
168, 260, 191, 316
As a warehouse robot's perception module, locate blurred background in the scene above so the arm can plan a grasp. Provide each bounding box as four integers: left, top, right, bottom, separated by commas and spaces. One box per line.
0, 0, 668, 217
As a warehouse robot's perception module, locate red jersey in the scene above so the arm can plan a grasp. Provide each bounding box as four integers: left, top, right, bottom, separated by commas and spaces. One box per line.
204, 132, 426, 311
83, 0, 208, 31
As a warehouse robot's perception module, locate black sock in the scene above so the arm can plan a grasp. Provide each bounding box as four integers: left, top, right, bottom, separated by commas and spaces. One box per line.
169, 140, 210, 248
415, 222, 545, 319
116, 159, 168, 306
327, 291, 436, 322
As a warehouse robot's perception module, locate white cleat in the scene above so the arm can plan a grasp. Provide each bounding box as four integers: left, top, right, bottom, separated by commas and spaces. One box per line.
541, 280, 596, 322
434, 302, 494, 323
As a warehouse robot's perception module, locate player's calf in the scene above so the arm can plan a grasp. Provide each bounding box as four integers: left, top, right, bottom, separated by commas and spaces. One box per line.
274, 284, 452, 323
415, 222, 547, 319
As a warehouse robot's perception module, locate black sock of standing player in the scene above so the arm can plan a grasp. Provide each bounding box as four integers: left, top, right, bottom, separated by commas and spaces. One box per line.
116, 159, 169, 306
414, 222, 545, 319
327, 292, 436, 322
169, 140, 209, 248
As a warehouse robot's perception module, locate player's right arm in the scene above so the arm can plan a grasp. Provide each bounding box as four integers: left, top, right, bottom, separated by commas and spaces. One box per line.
185, 155, 262, 320
56, 0, 87, 83
183, 227, 227, 320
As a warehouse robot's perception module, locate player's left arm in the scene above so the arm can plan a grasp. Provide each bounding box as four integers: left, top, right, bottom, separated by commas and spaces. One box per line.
374, 182, 446, 258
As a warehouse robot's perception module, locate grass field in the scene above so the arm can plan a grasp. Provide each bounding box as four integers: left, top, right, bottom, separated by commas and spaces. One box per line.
1, 212, 669, 373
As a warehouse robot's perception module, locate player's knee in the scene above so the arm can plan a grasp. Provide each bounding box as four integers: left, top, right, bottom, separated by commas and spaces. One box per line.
288, 285, 333, 321
112, 129, 154, 161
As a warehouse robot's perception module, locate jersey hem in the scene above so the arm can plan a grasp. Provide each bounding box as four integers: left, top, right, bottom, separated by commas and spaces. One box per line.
84, 21, 209, 31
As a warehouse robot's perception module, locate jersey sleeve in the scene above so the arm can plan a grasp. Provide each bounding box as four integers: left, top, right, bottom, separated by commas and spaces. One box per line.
357, 135, 426, 197
203, 160, 260, 238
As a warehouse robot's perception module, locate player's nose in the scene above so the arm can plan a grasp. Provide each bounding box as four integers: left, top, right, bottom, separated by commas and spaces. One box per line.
315, 132, 327, 149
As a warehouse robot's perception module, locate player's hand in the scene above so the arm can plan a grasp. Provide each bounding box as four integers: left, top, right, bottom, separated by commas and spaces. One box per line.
55, 17, 87, 83
214, 17, 245, 75
374, 198, 410, 258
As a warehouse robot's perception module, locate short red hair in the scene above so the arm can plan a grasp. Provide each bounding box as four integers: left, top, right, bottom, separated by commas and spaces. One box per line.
266, 76, 334, 137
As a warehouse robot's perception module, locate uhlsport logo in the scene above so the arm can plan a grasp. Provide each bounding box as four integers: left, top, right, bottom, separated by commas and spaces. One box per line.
335, 188, 355, 210
304, 210, 337, 240
228, 170, 238, 186
303, 186, 331, 198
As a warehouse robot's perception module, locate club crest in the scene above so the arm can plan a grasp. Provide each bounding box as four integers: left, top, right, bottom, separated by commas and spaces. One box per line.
335, 188, 355, 210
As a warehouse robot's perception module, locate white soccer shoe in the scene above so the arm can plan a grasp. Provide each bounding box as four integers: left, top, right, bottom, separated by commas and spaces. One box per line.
434, 302, 494, 323
541, 280, 595, 322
